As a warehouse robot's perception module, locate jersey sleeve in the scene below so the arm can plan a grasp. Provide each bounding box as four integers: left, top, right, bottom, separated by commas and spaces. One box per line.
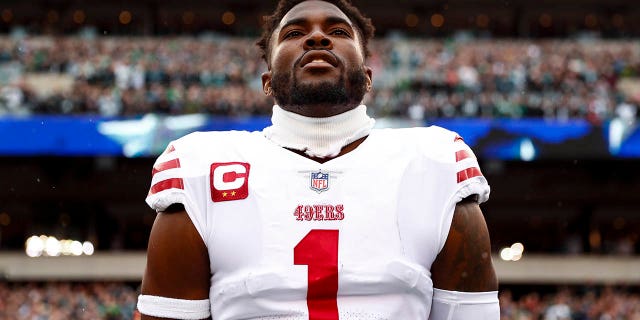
145, 140, 209, 244
146, 143, 185, 211
450, 135, 490, 204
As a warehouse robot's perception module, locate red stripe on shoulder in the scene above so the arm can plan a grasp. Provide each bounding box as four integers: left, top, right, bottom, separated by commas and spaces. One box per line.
149, 178, 184, 195
455, 149, 473, 162
454, 135, 464, 142
165, 145, 176, 153
457, 167, 483, 183
152, 158, 181, 176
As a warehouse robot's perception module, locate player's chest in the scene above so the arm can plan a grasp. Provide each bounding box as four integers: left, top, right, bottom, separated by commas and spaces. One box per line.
205, 155, 432, 261
205, 155, 420, 226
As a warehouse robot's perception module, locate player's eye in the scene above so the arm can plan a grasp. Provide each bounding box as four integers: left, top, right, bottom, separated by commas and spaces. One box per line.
284, 30, 303, 39
330, 29, 350, 37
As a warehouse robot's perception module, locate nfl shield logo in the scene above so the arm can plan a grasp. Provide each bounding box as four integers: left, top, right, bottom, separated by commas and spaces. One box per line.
310, 171, 329, 193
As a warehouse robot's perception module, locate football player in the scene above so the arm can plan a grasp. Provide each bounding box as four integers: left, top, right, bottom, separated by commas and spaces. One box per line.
138, 0, 499, 319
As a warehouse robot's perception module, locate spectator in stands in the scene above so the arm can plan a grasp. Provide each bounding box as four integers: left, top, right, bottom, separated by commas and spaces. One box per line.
544, 289, 572, 320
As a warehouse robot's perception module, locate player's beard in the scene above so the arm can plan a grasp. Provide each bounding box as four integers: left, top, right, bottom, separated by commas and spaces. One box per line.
271, 64, 368, 112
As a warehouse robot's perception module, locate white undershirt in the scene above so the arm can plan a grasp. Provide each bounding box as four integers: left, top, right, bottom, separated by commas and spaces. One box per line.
263, 105, 375, 158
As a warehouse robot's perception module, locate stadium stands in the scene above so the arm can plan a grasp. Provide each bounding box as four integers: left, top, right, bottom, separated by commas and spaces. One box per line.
500, 287, 640, 319
1, 282, 639, 319
0, 36, 638, 121
0, 282, 138, 320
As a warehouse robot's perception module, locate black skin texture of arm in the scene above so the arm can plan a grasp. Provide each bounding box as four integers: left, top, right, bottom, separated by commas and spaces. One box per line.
140, 204, 212, 320
431, 195, 499, 292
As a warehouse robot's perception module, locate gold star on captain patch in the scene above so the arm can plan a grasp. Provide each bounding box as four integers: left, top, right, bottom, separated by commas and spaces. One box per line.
231, 191, 236, 196
222, 192, 228, 197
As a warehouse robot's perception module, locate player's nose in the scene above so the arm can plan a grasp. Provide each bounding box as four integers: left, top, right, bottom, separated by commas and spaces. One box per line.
303, 30, 333, 50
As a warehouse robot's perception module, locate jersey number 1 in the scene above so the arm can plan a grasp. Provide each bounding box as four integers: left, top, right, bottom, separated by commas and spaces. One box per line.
294, 229, 339, 320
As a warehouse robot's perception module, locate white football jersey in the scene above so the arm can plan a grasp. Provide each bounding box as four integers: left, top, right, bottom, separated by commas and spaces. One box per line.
146, 126, 490, 320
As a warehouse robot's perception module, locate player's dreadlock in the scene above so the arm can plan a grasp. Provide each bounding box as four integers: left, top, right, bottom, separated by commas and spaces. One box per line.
256, 0, 375, 66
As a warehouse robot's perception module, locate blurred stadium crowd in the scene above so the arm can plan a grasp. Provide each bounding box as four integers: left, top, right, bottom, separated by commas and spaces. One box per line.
500, 287, 640, 320
1, 282, 639, 320
0, 36, 638, 121
0, 282, 137, 320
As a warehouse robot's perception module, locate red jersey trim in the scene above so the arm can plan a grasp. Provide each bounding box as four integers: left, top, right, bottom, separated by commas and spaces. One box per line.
165, 145, 176, 153
149, 178, 184, 195
152, 158, 181, 176
455, 149, 473, 162
457, 167, 483, 183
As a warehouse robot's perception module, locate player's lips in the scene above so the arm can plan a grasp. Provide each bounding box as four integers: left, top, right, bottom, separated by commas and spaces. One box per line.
298, 50, 339, 68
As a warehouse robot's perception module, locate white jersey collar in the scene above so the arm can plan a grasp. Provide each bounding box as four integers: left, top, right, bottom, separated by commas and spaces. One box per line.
263, 105, 375, 158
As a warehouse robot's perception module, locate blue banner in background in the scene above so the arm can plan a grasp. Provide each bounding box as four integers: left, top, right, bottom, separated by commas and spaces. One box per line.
0, 115, 122, 156
0, 114, 637, 160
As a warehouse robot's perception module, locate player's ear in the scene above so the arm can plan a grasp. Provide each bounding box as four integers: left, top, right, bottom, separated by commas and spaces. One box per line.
262, 72, 273, 96
364, 65, 373, 92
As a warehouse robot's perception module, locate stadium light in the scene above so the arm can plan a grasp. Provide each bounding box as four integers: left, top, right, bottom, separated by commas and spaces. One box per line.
520, 138, 536, 161
45, 236, 62, 257
510, 242, 524, 261
25, 236, 44, 257
73, 10, 86, 25
500, 242, 525, 262
430, 14, 444, 28
24, 235, 95, 257
119, 11, 132, 25
499, 247, 513, 261
83, 241, 95, 256
405, 14, 419, 28
222, 11, 236, 25
71, 241, 83, 256
0, 212, 10, 226
60, 239, 72, 255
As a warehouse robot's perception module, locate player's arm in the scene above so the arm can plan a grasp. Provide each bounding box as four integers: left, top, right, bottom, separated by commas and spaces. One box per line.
139, 204, 212, 320
431, 195, 497, 291
428, 195, 499, 319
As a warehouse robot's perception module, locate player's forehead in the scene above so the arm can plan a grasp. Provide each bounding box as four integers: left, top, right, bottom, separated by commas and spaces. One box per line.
278, 0, 354, 30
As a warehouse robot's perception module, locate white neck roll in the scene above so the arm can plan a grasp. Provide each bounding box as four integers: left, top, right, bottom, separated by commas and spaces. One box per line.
263, 105, 375, 158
